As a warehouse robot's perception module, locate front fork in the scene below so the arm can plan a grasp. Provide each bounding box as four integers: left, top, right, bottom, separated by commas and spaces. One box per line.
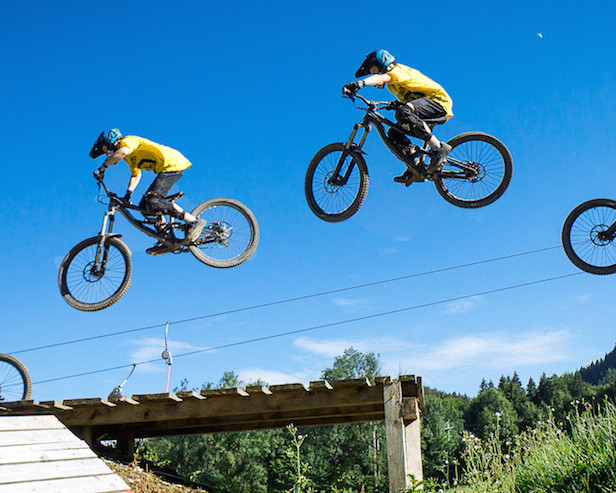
330, 123, 371, 186
94, 209, 117, 272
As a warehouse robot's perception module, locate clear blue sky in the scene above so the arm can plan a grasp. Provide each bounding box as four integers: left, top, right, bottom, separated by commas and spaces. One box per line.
2, 1, 615, 401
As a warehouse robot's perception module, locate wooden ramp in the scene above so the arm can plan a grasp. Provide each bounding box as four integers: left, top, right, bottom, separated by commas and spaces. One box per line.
0, 415, 131, 493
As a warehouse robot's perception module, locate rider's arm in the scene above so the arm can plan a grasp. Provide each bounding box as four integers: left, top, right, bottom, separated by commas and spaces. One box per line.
360, 73, 392, 87
102, 146, 130, 168
126, 172, 141, 193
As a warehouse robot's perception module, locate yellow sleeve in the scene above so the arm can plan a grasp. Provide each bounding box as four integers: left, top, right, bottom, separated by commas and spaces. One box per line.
119, 135, 139, 154
387, 65, 410, 84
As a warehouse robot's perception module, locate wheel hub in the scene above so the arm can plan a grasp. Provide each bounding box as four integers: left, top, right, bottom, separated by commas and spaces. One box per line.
324, 171, 341, 193
590, 225, 613, 246
84, 262, 104, 282
465, 161, 485, 182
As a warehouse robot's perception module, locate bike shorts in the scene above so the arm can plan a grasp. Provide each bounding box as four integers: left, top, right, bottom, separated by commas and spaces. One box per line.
394, 97, 448, 141
139, 171, 184, 217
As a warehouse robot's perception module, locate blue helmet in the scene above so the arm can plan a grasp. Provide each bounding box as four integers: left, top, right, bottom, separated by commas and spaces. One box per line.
89, 128, 124, 158
355, 50, 396, 78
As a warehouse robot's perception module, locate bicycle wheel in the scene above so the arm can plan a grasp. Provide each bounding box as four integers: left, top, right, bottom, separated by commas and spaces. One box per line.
0, 353, 32, 401
189, 198, 259, 268
434, 132, 513, 208
58, 236, 132, 311
305, 143, 369, 222
562, 198, 616, 275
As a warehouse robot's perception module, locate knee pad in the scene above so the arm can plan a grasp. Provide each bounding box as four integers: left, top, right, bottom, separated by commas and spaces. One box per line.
140, 192, 182, 218
395, 105, 432, 141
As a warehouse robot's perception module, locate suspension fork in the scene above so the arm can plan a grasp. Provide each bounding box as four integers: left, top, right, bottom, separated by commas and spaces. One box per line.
602, 220, 616, 240
95, 209, 116, 269
330, 123, 371, 186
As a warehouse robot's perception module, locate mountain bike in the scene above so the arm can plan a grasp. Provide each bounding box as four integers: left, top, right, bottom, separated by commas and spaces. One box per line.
562, 198, 616, 275
305, 93, 513, 222
58, 176, 259, 311
0, 353, 32, 401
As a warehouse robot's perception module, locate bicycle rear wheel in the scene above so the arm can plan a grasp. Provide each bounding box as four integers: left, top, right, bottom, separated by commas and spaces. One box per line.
562, 198, 616, 275
190, 198, 259, 268
0, 353, 32, 401
305, 143, 369, 222
58, 236, 132, 311
434, 132, 513, 208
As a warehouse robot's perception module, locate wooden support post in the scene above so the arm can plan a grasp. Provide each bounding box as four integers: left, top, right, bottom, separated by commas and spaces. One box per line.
384, 382, 423, 492
117, 429, 136, 461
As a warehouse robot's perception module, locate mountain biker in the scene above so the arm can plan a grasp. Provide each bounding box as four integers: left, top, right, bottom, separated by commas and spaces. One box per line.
342, 50, 453, 185
90, 129, 206, 255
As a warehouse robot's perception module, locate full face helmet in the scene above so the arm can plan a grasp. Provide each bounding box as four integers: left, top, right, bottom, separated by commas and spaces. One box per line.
89, 128, 124, 158
355, 50, 396, 78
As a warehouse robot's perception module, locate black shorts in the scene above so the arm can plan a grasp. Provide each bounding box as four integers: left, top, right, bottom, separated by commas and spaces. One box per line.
393, 97, 448, 141
146, 171, 184, 198
403, 97, 448, 121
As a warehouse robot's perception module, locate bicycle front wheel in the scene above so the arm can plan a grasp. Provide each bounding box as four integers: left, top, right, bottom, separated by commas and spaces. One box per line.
434, 132, 513, 208
305, 143, 369, 222
190, 199, 259, 268
0, 353, 32, 401
562, 198, 616, 275
58, 236, 132, 311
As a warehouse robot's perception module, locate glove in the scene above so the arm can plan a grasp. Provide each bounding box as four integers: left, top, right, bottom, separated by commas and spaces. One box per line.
93, 166, 106, 181
122, 190, 132, 203
342, 81, 361, 96
384, 100, 401, 111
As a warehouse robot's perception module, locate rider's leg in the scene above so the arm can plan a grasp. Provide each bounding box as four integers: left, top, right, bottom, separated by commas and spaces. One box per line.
140, 172, 206, 251
397, 98, 451, 173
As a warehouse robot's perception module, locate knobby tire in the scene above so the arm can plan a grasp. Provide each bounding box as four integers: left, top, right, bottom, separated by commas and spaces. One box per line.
433, 132, 513, 208
305, 143, 369, 222
0, 353, 32, 401
189, 198, 259, 268
562, 198, 616, 275
58, 236, 132, 311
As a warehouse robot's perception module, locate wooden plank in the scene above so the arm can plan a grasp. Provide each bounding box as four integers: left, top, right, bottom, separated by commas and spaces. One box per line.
402, 397, 419, 421
0, 428, 79, 447
330, 377, 371, 388
108, 395, 140, 406
0, 457, 112, 484
374, 376, 391, 385
131, 393, 182, 402
384, 381, 408, 492
59, 385, 384, 428
38, 401, 73, 410
0, 416, 65, 432
0, 446, 96, 465
309, 380, 333, 391
175, 391, 206, 400
200, 387, 249, 397
63, 398, 116, 408
0, 473, 130, 492
245, 385, 272, 395
268, 383, 308, 392
0, 442, 92, 454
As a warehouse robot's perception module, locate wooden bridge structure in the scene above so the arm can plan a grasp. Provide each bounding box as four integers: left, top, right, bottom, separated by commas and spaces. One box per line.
1, 375, 425, 492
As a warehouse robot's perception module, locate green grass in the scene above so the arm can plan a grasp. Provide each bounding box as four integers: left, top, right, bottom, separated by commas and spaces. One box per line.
458, 400, 616, 492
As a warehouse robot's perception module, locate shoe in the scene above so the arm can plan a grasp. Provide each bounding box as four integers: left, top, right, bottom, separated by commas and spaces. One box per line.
393, 170, 414, 187
145, 241, 173, 256
184, 218, 207, 244
427, 142, 452, 174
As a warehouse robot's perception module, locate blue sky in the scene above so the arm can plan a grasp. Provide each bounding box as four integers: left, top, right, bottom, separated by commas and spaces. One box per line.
2, 1, 616, 401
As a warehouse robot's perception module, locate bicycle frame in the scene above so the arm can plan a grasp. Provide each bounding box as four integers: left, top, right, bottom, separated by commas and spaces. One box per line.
97, 180, 182, 245
330, 94, 478, 185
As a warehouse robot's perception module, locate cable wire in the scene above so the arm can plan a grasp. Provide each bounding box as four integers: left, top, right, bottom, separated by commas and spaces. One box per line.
31, 271, 581, 387
11, 244, 562, 356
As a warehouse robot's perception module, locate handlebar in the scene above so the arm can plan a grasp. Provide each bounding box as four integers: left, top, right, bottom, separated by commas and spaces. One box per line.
343, 92, 398, 111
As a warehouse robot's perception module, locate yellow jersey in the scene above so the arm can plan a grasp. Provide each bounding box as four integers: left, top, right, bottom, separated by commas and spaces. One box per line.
119, 136, 192, 177
386, 64, 453, 118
